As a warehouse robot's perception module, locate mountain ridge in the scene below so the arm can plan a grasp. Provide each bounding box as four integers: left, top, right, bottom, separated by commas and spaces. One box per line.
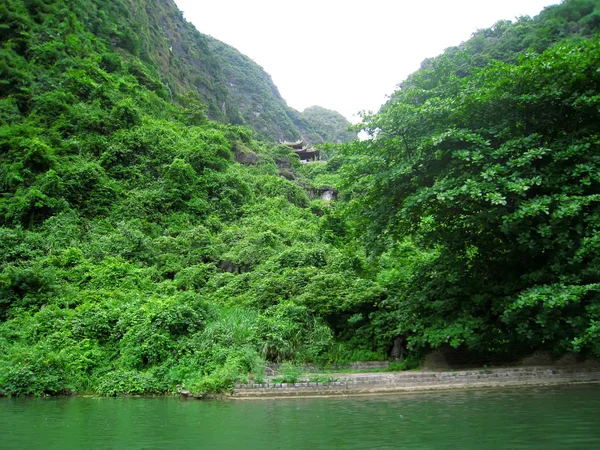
95, 0, 355, 143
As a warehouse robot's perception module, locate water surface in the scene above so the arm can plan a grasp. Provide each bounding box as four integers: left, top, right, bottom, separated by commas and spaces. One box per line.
2, 385, 600, 449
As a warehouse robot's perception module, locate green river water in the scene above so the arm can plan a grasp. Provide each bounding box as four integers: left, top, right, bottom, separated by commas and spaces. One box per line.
2, 385, 600, 449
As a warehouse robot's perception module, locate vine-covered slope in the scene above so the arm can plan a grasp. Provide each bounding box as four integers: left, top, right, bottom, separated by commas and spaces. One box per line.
339, 0, 600, 358
0, 0, 366, 397
1, 0, 599, 397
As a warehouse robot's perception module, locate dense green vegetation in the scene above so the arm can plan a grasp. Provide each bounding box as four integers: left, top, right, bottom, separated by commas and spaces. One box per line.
295, 106, 356, 145
0, 0, 352, 143
1, 0, 599, 397
339, 0, 600, 357
205, 38, 355, 143
0, 0, 367, 397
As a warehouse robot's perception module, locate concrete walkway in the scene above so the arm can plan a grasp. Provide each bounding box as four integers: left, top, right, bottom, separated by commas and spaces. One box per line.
232, 365, 600, 398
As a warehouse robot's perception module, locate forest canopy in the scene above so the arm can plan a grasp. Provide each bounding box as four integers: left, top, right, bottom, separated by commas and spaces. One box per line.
1, 0, 599, 396
341, 37, 600, 356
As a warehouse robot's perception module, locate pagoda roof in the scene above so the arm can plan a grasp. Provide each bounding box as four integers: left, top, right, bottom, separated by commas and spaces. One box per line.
294, 147, 318, 154
280, 139, 304, 149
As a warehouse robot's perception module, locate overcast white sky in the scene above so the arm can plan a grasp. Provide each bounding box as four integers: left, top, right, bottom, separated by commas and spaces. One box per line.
174, 0, 558, 123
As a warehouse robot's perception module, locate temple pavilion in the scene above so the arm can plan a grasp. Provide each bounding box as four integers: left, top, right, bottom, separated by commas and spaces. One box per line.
280, 140, 320, 163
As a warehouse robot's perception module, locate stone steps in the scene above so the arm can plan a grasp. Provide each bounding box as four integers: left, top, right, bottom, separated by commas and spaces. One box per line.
232, 365, 600, 398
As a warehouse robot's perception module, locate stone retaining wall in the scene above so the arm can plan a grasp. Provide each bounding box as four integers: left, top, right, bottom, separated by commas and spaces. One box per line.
265, 361, 390, 375
232, 365, 600, 398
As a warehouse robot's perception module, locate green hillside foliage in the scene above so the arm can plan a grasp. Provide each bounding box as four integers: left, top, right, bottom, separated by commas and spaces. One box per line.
339, 0, 600, 358
0, 0, 376, 396
205, 39, 356, 144
0, 0, 352, 144
295, 106, 356, 145
2, 0, 600, 397
389, 0, 600, 104
205, 37, 301, 141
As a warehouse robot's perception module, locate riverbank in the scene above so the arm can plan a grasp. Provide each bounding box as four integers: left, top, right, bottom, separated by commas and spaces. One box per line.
231, 365, 600, 399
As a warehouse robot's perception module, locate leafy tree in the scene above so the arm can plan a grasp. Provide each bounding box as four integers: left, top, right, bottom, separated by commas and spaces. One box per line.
342, 38, 600, 357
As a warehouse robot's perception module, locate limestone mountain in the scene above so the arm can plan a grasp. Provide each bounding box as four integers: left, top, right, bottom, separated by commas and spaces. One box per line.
294, 106, 356, 145
44, 0, 354, 144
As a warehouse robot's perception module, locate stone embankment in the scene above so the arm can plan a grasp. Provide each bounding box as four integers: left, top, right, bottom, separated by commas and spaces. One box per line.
232, 365, 600, 398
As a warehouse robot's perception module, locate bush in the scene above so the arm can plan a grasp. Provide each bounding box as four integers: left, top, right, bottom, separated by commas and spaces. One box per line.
273, 362, 303, 384
95, 370, 166, 396
100, 53, 122, 73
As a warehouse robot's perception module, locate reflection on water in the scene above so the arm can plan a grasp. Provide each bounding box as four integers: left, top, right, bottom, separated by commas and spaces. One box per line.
2, 385, 600, 449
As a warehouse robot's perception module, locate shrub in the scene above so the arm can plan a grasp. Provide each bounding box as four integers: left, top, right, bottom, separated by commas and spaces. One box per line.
273, 362, 303, 384
95, 370, 166, 396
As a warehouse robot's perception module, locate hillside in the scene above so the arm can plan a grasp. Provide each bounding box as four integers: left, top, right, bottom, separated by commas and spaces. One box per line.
205, 38, 356, 144
294, 106, 356, 145
1, 0, 599, 397
339, 0, 600, 359
24, 0, 352, 144
0, 0, 368, 397
388, 0, 600, 105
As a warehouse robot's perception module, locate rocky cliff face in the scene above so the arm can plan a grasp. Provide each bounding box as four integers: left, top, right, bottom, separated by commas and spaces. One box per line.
295, 106, 356, 145
98, 0, 354, 143
205, 37, 303, 141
